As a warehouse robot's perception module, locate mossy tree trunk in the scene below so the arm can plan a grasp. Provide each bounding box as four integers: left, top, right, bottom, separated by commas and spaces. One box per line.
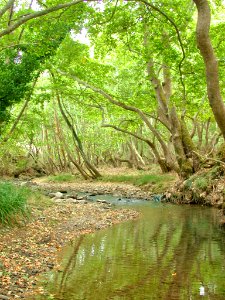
147, 58, 199, 178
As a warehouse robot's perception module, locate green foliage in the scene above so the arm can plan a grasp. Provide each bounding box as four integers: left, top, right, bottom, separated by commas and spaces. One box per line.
0, 15, 74, 126
15, 158, 29, 173
184, 174, 209, 191
0, 182, 30, 225
208, 165, 223, 179
184, 165, 224, 192
184, 178, 193, 189
0, 49, 40, 123
0, 0, 224, 180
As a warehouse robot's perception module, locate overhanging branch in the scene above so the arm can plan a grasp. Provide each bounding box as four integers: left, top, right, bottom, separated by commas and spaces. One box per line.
0, 0, 96, 38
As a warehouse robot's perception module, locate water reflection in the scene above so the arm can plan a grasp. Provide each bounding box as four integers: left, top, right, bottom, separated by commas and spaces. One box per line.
38, 203, 225, 300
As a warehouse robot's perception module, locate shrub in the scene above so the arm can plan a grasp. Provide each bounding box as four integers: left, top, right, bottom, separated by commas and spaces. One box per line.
0, 182, 30, 225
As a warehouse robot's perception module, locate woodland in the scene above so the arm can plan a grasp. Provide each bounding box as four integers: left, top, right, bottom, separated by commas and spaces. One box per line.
1, 0, 225, 207
1, 1, 225, 298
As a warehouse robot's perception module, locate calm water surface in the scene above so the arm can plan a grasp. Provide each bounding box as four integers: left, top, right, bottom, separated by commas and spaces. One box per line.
38, 202, 225, 300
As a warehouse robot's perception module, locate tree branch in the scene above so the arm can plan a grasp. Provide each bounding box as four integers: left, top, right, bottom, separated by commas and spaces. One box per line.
58, 69, 173, 158
133, 0, 186, 106
0, 0, 15, 18
0, 0, 93, 38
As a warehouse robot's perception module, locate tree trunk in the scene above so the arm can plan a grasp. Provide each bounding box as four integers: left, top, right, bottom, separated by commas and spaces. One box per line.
193, 0, 225, 139
57, 95, 101, 178
170, 107, 193, 178
51, 71, 101, 178
2, 74, 39, 143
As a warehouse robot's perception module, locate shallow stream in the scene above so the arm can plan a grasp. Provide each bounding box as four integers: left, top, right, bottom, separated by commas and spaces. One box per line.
37, 198, 225, 300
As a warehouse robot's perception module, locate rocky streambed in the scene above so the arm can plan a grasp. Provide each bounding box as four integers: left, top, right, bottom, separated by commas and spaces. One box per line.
30, 179, 154, 200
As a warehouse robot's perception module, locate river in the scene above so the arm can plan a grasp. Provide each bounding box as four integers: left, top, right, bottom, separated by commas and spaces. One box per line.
36, 200, 225, 299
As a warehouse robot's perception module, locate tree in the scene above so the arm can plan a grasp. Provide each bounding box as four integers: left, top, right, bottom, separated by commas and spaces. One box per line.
0, 0, 84, 38
1, 0, 225, 178
0, 0, 92, 127
193, 0, 225, 140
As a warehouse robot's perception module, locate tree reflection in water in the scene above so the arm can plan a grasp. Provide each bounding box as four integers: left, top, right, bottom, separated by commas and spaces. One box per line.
39, 204, 225, 300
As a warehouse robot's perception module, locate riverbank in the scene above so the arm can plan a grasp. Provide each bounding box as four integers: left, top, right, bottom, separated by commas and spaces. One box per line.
0, 190, 139, 299
30, 166, 176, 199
163, 165, 225, 225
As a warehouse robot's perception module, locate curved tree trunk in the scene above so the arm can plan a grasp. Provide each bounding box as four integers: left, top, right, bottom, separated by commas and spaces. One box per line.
60, 70, 178, 172
147, 58, 199, 177
193, 0, 225, 140
50, 71, 101, 179
56, 94, 101, 178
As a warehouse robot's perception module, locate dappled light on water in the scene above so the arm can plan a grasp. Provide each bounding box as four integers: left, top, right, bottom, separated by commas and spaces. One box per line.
37, 203, 225, 299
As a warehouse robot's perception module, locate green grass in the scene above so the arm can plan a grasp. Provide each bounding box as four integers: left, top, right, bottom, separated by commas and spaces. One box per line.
194, 177, 208, 190
28, 189, 53, 209
45, 171, 176, 193
0, 182, 30, 225
98, 173, 175, 187
46, 173, 76, 183
184, 178, 193, 189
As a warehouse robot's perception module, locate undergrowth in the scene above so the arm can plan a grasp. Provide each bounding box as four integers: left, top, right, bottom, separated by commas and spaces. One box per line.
47, 173, 76, 182
194, 177, 208, 190
98, 173, 175, 187
28, 189, 53, 208
0, 182, 30, 225
45, 170, 176, 192
184, 165, 224, 191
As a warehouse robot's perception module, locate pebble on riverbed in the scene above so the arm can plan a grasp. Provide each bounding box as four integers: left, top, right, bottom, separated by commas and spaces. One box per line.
48, 191, 114, 208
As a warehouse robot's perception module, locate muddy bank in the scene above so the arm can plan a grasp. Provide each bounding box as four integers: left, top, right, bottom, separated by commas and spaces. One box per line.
0, 199, 138, 299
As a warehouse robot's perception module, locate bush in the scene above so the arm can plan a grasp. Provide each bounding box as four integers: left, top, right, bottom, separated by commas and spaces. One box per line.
0, 182, 30, 225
